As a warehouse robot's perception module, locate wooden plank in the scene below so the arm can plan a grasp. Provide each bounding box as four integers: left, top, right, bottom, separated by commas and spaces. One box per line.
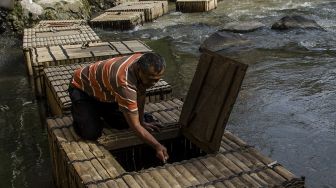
180, 51, 248, 153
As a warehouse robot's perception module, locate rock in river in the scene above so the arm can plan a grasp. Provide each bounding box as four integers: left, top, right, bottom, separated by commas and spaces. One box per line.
271, 15, 324, 30
220, 21, 265, 33
199, 31, 250, 52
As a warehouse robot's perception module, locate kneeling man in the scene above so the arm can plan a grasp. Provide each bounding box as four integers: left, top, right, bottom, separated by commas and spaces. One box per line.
69, 52, 169, 162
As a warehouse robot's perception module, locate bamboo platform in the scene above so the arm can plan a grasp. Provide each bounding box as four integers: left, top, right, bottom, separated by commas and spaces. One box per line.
47, 114, 305, 188
34, 20, 88, 28
33, 40, 152, 97
23, 25, 101, 76
90, 12, 145, 30
106, 1, 169, 22
176, 0, 217, 12
43, 63, 172, 116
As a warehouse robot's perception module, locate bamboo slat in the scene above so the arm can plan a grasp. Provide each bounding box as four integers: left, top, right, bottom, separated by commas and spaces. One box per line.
34, 20, 88, 28
176, 0, 217, 12
90, 12, 145, 30
106, 1, 169, 22
44, 63, 171, 116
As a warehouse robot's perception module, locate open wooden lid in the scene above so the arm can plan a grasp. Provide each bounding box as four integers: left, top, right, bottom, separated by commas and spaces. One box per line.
180, 50, 248, 153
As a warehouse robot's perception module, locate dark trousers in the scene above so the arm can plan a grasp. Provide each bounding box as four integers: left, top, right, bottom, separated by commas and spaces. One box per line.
69, 86, 129, 140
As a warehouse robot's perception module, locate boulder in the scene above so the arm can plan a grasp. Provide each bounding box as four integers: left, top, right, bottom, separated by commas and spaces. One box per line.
24, 0, 91, 19
220, 21, 265, 33
199, 31, 250, 52
271, 15, 324, 30
3, 0, 93, 34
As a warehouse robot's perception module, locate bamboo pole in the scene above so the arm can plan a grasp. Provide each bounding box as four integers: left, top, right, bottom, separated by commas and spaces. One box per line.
148, 168, 172, 188
158, 168, 182, 188
166, 165, 193, 187
139, 172, 161, 188
174, 164, 200, 185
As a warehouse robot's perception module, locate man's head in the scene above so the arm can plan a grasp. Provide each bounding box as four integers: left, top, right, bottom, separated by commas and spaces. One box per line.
137, 52, 166, 88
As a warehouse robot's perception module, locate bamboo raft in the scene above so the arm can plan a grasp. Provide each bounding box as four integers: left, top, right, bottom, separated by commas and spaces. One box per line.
23, 25, 101, 76
106, 1, 169, 22
176, 0, 217, 12
34, 20, 88, 28
33, 40, 152, 96
90, 12, 145, 30
43, 63, 172, 116
48, 114, 305, 188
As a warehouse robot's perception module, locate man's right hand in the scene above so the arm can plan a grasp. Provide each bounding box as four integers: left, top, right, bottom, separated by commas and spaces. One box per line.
155, 144, 169, 163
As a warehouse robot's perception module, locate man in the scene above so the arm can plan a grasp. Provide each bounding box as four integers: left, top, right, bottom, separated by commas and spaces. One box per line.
68, 52, 169, 163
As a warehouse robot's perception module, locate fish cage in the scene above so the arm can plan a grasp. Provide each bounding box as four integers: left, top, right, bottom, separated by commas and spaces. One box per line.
176, 0, 217, 12
106, 1, 169, 22
90, 12, 145, 30
23, 25, 101, 76
46, 51, 305, 188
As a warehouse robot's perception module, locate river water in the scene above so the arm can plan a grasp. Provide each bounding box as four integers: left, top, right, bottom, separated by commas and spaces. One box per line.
1, 0, 336, 187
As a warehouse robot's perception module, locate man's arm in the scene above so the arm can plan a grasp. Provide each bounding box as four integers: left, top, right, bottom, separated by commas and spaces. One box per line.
123, 111, 169, 162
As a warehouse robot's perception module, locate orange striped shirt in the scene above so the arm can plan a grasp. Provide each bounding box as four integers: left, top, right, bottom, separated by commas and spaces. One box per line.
71, 54, 145, 113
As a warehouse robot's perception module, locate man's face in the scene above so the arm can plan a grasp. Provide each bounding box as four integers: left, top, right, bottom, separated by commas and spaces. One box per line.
139, 66, 165, 88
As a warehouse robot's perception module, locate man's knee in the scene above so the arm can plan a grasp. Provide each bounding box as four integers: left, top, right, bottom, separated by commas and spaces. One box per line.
73, 121, 102, 141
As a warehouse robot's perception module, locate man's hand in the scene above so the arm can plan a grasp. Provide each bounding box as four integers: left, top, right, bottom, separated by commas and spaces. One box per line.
141, 121, 161, 132
155, 144, 169, 163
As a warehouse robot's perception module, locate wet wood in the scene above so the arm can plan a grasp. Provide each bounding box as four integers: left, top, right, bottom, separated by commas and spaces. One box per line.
180, 51, 248, 153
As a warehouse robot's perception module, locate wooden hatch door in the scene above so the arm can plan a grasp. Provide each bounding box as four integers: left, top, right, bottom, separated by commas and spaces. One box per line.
180, 51, 248, 153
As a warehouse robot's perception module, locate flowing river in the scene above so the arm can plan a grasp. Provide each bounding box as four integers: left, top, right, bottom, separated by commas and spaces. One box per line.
0, 0, 335, 187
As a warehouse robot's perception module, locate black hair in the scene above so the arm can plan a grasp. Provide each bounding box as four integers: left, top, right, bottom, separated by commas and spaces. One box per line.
137, 52, 166, 74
